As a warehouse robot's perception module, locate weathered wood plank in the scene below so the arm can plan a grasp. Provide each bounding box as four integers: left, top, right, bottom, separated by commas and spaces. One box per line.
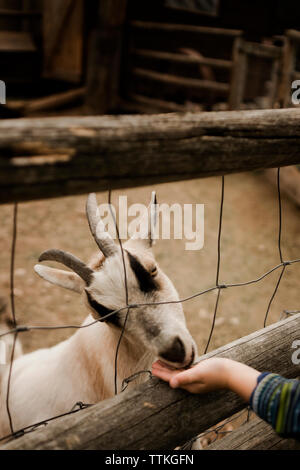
278, 34, 296, 107
24, 87, 86, 114
132, 68, 230, 93
229, 37, 247, 110
0, 31, 36, 52
0, 9, 41, 17
132, 48, 233, 69
1, 108, 300, 203
286, 29, 300, 42
43, 0, 84, 83
43, 0, 75, 66
207, 415, 300, 450
131, 21, 242, 37
240, 42, 281, 59
129, 93, 192, 112
85, 0, 127, 113
2, 313, 300, 450
6, 88, 86, 115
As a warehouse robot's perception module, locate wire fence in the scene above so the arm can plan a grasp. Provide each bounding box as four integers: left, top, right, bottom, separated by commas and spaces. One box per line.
0, 167, 300, 448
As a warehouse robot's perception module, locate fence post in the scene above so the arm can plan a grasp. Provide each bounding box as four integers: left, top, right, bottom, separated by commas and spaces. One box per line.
2, 312, 300, 450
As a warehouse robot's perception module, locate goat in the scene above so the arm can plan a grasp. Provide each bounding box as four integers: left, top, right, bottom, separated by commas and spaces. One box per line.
0, 298, 23, 362
0, 192, 197, 440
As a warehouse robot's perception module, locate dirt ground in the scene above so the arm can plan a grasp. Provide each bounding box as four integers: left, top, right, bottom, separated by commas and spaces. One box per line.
1, 170, 300, 355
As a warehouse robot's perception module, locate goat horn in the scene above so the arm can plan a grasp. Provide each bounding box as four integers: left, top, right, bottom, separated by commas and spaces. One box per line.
38, 249, 93, 285
86, 193, 118, 257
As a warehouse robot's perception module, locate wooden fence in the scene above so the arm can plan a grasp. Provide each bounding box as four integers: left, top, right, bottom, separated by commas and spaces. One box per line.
1, 108, 300, 204
1, 107, 300, 450
2, 313, 300, 450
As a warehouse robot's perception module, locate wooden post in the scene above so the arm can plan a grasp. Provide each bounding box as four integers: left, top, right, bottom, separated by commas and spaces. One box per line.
43, 0, 84, 83
229, 40, 282, 110
278, 32, 297, 108
229, 37, 247, 110
85, 0, 127, 114
269, 57, 280, 108
2, 312, 300, 450
1, 108, 300, 203
0, 109, 300, 203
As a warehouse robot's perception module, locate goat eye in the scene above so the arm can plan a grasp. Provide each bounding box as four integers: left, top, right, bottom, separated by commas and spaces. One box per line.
150, 266, 158, 277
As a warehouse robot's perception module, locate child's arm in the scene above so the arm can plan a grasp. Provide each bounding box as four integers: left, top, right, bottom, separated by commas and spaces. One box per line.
152, 358, 300, 437
152, 358, 259, 401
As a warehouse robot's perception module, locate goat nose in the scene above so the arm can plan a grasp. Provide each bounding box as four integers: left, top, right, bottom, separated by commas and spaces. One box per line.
160, 336, 186, 364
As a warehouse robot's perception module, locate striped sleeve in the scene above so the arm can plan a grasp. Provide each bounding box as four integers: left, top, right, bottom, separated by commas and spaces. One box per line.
249, 373, 300, 437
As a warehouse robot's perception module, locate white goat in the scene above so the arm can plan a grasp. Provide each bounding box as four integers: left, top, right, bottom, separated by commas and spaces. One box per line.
0, 193, 197, 440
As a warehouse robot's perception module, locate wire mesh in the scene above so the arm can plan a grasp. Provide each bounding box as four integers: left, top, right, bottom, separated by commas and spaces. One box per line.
0, 167, 299, 447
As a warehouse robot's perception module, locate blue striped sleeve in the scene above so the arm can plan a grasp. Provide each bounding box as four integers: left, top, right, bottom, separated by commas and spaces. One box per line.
249, 372, 300, 437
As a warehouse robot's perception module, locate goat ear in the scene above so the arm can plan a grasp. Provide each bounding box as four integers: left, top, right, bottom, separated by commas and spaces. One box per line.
129, 191, 158, 248
34, 264, 84, 294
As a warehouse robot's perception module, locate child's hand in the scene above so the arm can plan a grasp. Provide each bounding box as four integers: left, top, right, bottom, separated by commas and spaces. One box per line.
152, 357, 230, 394
152, 357, 260, 402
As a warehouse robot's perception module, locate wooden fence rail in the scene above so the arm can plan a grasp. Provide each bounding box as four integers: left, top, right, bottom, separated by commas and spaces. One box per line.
207, 415, 300, 450
1, 108, 300, 204
2, 313, 300, 450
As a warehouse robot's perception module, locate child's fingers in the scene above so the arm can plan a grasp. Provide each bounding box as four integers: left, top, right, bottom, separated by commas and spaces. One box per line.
152, 368, 207, 394
152, 367, 180, 382
152, 361, 213, 394
169, 366, 204, 388
153, 369, 210, 394
180, 383, 209, 394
